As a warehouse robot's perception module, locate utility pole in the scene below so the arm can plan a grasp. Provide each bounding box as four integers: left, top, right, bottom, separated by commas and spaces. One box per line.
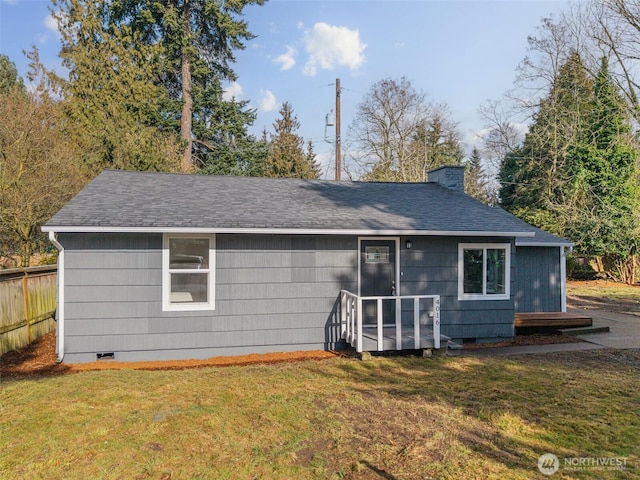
335, 78, 341, 181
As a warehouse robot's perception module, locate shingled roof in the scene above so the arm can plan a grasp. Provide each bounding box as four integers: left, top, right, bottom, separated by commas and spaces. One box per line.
42, 170, 570, 245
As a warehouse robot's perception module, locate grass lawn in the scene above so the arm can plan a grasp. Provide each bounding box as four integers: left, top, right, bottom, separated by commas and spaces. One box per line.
567, 281, 640, 311
1, 350, 639, 479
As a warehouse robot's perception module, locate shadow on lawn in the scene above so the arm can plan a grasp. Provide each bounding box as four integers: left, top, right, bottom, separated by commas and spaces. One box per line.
309, 350, 639, 478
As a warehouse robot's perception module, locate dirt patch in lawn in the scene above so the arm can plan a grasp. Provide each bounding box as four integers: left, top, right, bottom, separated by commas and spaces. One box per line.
462, 333, 583, 350
0, 332, 338, 379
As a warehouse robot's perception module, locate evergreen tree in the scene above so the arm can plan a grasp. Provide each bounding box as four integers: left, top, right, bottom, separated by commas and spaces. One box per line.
197, 105, 269, 177
191, 84, 268, 176
105, 0, 265, 171
52, 0, 181, 173
500, 53, 640, 282
565, 58, 640, 282
265, 102, 320, 179
499, 51, 593, 232
0, 55, 25, 95
408, 112, 465, 181
464, 148, 492, 204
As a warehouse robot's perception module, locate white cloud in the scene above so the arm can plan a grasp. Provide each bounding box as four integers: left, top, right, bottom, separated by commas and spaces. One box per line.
302, 22, 366, 76
223, 81, 243, 101
394, 41, 405, 49
259, 90, 277, 112
44, 14, 58, 32
274, 46, 297, 71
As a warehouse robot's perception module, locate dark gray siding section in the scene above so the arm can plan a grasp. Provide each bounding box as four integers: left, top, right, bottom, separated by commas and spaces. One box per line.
60, 233, 357, 362
399, 236, 515, 343
514, 246, 561, 313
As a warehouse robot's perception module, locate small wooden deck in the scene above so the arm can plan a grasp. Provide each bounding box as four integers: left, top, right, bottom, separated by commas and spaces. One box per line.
515, 312, 592, 329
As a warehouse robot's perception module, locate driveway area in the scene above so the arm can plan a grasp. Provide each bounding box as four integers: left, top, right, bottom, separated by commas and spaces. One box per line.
460, 307, 640, 357
575, 309, 640, 349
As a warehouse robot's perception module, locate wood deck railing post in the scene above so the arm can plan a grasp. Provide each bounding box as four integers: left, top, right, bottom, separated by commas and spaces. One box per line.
433, 296, 441, 349
413, 297, 420, 350
395, 298, 402, 350
340, 291, 346, 338
356, 296, 363, 353
376, 298, 383, 351
350, 297, 356, 344
340, 292, 443, 353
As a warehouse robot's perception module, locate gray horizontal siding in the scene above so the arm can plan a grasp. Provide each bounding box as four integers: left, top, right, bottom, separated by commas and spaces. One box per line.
66, 285, 160, 302
60, 233, 355, 362
399, 236, 515, 342
66, 313, 341, 336
58, 232, 528, 361
514, 246, 562, 313
64, 342, 330, 364
65, 251, 158, 269
66, 269, 161, 286
64, 328, 330, 353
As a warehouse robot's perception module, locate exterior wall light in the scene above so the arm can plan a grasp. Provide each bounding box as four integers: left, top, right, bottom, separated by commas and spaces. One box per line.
405, 240, 412, 249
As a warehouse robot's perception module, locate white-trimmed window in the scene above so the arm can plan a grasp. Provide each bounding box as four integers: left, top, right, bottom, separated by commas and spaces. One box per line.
458, 243, 510, 300
163, 234, 215, 311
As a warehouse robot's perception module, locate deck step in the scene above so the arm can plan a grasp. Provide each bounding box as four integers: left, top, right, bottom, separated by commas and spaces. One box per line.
515, 312, 592, 329
446, 340, 463, 357
559, 326, 610, 336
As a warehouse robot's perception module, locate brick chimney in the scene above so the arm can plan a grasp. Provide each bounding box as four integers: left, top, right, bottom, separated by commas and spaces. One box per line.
428, 165, 465, 192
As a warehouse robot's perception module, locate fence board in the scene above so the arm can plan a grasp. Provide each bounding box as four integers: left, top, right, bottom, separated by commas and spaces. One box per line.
0, 266, 57, 355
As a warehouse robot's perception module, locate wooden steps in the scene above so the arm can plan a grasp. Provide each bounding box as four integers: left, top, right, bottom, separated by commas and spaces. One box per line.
515, 312, 593, 329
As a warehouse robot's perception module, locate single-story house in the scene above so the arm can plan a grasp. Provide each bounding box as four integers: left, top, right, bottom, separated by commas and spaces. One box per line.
42, 166, 572, 363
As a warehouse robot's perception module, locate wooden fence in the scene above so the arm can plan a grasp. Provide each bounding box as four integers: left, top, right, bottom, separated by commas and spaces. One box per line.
0, 266, 57, 355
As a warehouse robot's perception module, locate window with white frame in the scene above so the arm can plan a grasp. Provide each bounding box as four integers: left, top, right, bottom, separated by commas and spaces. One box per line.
163, 234, 215, 311
458, 243, 510, 300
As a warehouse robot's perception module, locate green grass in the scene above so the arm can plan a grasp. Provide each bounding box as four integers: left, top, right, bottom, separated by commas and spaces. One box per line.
567, 281, 640, 307
2, 350, 639, 479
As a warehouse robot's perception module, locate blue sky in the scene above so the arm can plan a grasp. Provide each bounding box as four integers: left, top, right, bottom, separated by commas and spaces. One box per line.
0, 0, 572, 177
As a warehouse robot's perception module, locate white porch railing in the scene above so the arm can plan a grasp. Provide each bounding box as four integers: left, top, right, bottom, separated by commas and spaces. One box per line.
339, 290, 441, 353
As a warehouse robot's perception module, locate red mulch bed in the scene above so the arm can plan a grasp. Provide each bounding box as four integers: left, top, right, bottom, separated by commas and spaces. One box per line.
2, 329, 584, 379
1, 332, 339, 379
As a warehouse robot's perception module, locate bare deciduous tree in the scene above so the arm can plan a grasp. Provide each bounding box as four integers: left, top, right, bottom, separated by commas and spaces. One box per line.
0, 85, 88, 266
590, 0, 640, 122
347, 77, 463, 182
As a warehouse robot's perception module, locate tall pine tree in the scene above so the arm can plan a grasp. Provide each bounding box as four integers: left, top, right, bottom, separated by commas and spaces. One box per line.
499, 51, 594, 233
265, 102, 320, 179
566, 58, 640, 282
106, 0, 265, 172
500, 54, 640, 283
53, 0, 181, 173
464, 148, 493, 204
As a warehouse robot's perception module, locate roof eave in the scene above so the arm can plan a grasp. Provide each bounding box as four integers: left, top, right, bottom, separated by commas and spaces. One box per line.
42, 225, 536, 237
515, 240, 574, 247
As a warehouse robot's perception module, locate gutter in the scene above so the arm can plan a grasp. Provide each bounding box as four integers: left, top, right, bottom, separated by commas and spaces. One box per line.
48, 231, 65, 363
560, 245, 574, 313
41, 225, 537, 238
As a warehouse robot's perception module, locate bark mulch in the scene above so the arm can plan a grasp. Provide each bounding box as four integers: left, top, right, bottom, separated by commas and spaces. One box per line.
0, 332, 338, 379
2, 330, 584, 379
